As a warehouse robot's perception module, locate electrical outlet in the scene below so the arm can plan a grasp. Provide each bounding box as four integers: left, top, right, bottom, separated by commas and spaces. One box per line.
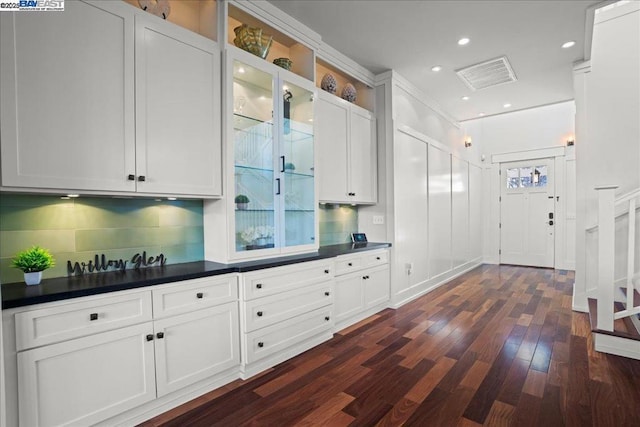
373, 215, 384, 225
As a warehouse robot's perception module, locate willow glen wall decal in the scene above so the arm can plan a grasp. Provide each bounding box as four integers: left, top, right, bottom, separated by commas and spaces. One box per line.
67, 251, 167, 275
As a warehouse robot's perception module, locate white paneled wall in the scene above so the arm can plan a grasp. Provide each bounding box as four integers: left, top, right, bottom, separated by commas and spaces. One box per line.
452, 156, 470, 270
429, 145, 453, 279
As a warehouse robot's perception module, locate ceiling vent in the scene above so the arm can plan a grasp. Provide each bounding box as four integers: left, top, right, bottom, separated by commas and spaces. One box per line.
455, 56, 517, 91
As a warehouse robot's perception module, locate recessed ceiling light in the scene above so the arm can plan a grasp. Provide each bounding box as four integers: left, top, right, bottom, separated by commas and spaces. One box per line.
167, 197, 177, 201
458, 37, 470, 46
461, 96, 469, 101
431, 65, 442, 72
67, 194, 79, 198
503, 103, 512, 108
478, 112, 486, 117
561, 40, 576, 49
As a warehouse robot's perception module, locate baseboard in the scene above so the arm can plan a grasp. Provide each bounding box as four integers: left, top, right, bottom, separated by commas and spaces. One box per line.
95, 369, 241, 426
572, 291, 589, 313
334, 301, 390, 332
594, 333, 640, 360
390, 261, 482, 309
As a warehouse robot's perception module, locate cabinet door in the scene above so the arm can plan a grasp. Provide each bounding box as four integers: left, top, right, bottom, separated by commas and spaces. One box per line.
135, 14, 221, 196
364, 265, 390, 308
315, 94, 349, 202
154, 303, 240, 397
334, 274, 364, 324
0, 0, 136, 192
17, 323, 155, 427
349, 108, 377, 203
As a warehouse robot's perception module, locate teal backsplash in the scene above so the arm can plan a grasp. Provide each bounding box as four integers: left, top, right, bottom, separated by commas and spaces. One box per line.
0, 194, 204, 284
0, 195, 358, 283
318, 204, 358, 246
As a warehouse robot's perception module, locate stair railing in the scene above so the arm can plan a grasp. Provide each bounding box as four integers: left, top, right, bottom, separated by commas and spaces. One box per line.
596, 185, 640, 331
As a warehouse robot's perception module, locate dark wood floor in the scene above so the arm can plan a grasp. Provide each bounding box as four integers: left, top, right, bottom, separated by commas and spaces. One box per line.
139, 265, 640, 427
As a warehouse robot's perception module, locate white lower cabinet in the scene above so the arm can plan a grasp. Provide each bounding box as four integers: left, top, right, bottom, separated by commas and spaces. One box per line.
18, 323, 156, 427
13, 275, 240, 427
334, 250, 390, 329
238, 260, 335, 378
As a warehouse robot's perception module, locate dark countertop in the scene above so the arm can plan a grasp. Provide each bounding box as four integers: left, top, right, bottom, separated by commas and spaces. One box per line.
1, 242, 391, 309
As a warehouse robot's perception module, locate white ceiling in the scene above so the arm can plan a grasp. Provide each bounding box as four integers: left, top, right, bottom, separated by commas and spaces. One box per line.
267, 0, 602, 122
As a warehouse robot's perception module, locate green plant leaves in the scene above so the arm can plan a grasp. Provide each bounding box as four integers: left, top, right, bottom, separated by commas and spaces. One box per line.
12, 246, 55, 273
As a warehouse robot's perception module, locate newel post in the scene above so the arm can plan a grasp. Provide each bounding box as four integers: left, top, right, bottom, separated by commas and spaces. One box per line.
595, 185, 618, 331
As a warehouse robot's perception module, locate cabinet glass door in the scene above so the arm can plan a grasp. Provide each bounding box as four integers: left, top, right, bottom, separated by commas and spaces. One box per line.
233, 60, 276, 252
280, 81, 315, 247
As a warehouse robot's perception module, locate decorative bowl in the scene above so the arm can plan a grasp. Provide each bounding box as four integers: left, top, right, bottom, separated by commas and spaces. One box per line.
273, 57, 292, 70
341, 83, 357, 102
321, 73, 337, 94
233, 24, 273, 59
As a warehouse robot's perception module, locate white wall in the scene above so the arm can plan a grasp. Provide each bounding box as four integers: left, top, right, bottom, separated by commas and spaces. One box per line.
574, 1, 640, 311
361, 71, 483, 307
462, 102, 576, 268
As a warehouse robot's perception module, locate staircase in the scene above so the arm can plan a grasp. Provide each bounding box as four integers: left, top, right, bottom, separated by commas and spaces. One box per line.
588, 186, 640, 359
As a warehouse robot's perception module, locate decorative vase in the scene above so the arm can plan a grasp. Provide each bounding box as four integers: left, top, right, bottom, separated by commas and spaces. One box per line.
321, 73, 337, 94
236, 203, 248, 210
24, 271, 42, 286
341, 83, 357, 102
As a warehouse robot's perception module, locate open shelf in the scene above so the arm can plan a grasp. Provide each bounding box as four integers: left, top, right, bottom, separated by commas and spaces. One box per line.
123, 0, 217, 41
316, 58, 374, 112
228, 4, 314, 81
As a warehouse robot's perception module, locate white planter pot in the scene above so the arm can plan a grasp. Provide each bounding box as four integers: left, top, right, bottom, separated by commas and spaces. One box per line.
24, 271, 42, 286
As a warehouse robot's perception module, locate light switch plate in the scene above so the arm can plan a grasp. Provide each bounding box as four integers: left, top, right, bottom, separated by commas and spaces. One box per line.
373, 215, 384, 225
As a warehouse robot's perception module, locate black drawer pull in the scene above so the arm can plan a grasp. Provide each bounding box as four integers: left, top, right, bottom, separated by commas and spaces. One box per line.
256, 283, 263, 289
325, 316, 330, 321
196, 292, 204, 299
127, 174, 135, 181
138, 175, 146, 182
348, 262, 353, 267
258, 342, 264, 348
157, 332, 164, 339
324, 269, 330, 274
325, 291, 330, 296
89, 313, 98, 321
146, 334, 154, 342
257, 311, 263, 317
376, 256, 381, 260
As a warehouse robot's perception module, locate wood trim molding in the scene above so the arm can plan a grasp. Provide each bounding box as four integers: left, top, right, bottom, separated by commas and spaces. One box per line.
316, 42, 375, 87
491, 146, 566, 164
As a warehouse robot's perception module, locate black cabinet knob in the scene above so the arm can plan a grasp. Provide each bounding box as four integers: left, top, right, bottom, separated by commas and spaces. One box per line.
257, 311, 263, 317
325, 316, 330, 321
138, 175, 146, 182
89, 313, 98, 321
324, 269, 330, 274
376, 257, 381, 260
157, 332, 164, 339
258, 342, 264, 348
256, 283, 263, 289
127, 174, 135, 181
196, 292, 204, 299
146, 334, 154, 342
348, 262, 353, 267
324, 291, 330, 296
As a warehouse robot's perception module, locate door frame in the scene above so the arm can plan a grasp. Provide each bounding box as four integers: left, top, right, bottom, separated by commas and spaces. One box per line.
487, 146, 572, 269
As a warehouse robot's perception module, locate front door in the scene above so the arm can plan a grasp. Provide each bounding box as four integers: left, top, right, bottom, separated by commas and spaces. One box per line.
500, 159, 555, 267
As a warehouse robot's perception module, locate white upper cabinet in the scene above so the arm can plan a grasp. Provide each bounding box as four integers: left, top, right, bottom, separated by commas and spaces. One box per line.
135, 14, 221, 196
0, 0, 136, 192
0, 0, 222, 197
316, 91, 377, 204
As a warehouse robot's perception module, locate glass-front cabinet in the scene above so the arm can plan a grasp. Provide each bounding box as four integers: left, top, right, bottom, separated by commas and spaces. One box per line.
228, 48, 317, 257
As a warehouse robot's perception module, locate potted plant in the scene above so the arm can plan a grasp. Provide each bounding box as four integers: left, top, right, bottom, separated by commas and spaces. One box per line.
235, 194, 250, 210
12, 246, 55, 285
284, 162, 296, 171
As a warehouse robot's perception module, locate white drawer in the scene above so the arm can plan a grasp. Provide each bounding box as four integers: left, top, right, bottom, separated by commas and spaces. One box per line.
152, 274, 237, 318
335, 255, 363, 276
244, 306, 333, 364
243, 282, 333, 332
363, 250, 389, 267
15, 291, 152, 351
242, 259, 334, 301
